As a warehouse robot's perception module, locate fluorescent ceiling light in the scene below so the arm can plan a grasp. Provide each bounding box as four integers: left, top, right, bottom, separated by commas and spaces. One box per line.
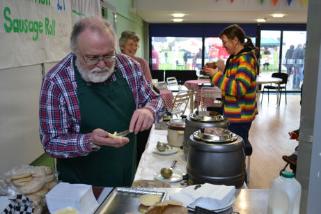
172, 13, 185, 18
271, 13, 286, 18
172, 18, 183, 22
256, 18, 266, 23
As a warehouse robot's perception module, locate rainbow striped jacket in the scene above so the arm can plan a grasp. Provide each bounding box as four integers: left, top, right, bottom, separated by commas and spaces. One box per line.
212, 48, 258, 123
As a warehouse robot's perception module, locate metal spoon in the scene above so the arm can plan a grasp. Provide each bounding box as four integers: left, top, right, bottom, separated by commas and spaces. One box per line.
160, 160, 177, 179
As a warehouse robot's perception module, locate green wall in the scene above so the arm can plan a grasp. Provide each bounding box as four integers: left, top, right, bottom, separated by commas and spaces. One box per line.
102, 0, 148, 59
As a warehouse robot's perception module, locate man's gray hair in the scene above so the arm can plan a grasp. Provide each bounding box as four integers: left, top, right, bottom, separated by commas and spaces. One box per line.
70, 17, 117, 52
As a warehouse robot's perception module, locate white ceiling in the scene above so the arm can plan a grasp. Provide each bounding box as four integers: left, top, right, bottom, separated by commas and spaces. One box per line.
134, 0, 308, 23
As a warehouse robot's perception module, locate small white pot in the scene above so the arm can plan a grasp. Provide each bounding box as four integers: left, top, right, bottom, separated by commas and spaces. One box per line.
167, 119, 185, 147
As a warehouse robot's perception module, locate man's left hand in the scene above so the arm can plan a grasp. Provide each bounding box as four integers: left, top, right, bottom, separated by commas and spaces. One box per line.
129, 108, 154, 134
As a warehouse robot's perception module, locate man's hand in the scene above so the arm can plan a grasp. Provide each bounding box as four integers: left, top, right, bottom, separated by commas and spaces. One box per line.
129, 108, 154, 134
91, 128, 130, 148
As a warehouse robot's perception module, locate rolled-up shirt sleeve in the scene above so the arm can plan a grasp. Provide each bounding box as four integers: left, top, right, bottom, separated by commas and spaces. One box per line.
39, 60, 93, 158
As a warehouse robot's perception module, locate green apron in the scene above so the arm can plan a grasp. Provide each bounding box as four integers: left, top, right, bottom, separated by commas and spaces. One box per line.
57, 66, 137, 187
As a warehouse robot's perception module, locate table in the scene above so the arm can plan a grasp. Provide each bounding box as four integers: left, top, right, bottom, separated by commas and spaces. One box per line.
159, 89, 174, 110
184, 79, 221, 110
94, 187, 269, 214
92, 123, 270, 213
166, 84, 189, 92
256, 74, 282, 105
257, 74, 282, 85
134, 125, 186, 187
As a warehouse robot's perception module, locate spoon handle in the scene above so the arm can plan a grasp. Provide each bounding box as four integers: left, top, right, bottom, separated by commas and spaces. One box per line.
171, 160, 177, 169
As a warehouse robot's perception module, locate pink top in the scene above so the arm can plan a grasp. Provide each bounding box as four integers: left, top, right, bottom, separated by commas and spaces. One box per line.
151, 49, 160, 70
132, 56, 152, 83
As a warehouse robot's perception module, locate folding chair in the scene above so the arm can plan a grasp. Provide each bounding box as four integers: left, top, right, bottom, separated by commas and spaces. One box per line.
170, 91, 191, 118
166, 77, 178, 86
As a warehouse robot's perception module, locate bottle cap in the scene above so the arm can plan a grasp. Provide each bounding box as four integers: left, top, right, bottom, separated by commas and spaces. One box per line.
280, 170, 295, 178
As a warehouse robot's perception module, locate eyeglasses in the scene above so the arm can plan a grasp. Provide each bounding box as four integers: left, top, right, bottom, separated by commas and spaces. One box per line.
82, 53, 116, 65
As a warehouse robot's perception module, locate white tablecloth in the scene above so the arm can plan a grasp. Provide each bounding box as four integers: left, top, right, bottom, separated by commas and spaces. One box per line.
134, 125, 187, 187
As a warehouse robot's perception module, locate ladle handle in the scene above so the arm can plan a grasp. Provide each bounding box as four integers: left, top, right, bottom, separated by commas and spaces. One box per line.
171, 160, 177, 169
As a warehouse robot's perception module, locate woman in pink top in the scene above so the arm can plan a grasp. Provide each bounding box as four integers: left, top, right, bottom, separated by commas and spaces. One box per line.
119, 31, 152, 83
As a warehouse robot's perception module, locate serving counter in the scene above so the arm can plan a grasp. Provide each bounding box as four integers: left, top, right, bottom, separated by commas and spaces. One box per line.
132, 124, 270, 213
44, 125, 270, 214
93, 187, 269, 214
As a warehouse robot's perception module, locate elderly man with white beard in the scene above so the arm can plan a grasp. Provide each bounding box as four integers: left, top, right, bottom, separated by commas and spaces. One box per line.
39, 17, 165, 187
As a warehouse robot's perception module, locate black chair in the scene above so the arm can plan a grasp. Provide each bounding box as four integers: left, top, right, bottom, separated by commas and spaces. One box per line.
165, 70, 197, 84
261, 72, 289, 105
151, 70, 165, 82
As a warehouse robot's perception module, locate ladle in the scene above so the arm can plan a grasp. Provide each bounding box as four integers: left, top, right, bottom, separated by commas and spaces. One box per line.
160, 160, 177, 179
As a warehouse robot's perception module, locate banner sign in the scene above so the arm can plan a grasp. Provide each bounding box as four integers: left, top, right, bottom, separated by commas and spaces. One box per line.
71, 0, 101, 23
0, 0, 72, 69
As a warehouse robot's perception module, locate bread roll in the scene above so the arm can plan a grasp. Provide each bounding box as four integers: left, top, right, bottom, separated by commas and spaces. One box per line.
11, 176, 33, 186
139, 194, 161, 207
18, 177, 46, 194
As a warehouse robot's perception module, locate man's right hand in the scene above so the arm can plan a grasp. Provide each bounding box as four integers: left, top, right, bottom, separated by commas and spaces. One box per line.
90, 128, 130, 148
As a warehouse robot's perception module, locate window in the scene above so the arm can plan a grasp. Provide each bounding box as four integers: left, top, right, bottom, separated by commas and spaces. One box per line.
260, 30, 281, 73
151, 37, 202, 70
204, 37, 229, 64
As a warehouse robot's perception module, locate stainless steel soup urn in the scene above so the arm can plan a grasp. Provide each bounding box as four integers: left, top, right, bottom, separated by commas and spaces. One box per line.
186, 127, 245, 188
183, 110, 229, 160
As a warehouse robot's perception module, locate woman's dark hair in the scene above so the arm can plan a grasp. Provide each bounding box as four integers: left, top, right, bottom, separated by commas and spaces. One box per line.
219, 24, 255, 49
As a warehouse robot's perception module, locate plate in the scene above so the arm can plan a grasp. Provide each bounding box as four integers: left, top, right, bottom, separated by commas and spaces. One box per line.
154, 172, 183, 183
153, 147, 178, 155
187, 197, 235, 213
213, 198, 235, 212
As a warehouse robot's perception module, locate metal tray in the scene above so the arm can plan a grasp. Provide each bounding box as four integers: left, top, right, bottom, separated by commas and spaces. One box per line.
95, 187, 166, 214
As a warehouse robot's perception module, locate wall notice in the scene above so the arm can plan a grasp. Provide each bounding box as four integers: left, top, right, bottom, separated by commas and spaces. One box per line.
0, 0, 72, 69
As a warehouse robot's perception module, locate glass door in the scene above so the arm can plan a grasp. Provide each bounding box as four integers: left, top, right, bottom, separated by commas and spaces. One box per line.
260, 30, 281, 76
282, 31, 306, 90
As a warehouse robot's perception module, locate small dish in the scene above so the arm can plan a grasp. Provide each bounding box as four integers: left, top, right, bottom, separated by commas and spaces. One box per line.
187, 197, 235, 212
154, 172, 183, 183
153, 147, 178, 155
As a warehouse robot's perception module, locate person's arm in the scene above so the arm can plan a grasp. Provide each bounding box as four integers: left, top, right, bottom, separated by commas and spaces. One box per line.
39, 78, 93, 158
117, 55, 165, 133
212, 53, 257, 98
140, 58, 153, 83
137, 66, 165, 120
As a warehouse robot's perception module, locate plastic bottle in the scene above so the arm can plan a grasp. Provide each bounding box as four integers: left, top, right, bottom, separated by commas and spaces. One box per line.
267, 170, 301, 214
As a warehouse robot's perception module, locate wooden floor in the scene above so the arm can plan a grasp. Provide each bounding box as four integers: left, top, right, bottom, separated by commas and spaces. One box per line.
248, 93, 301, 188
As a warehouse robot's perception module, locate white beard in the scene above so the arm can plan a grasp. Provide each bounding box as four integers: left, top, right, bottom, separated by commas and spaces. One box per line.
76, 60, 115, 83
